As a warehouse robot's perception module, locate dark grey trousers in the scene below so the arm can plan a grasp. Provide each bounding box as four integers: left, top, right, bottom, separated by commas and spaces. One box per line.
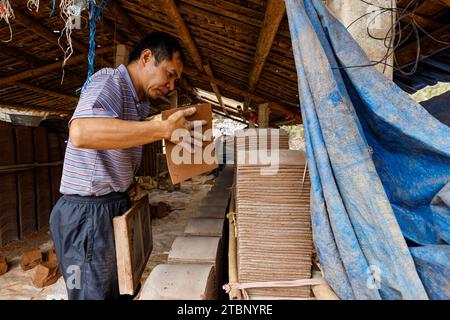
49, 192, 131, 300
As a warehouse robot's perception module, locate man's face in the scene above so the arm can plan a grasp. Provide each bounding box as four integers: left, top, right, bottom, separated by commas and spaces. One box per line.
140, 50, 183, 100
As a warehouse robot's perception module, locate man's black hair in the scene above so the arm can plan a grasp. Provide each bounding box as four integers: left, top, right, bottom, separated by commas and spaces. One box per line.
129, 31, 185, 65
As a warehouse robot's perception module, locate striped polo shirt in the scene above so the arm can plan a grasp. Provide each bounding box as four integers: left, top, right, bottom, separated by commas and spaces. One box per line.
60, 64, 151, 196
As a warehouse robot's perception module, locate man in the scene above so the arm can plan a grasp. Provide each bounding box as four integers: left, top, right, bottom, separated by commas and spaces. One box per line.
49, 32, 204, 300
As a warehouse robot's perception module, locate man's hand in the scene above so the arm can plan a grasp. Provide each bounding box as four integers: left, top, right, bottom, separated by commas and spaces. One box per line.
163, 107, 207, 153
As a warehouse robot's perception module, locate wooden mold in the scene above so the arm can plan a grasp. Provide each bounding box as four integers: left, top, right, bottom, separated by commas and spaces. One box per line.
113, 194, 153, 295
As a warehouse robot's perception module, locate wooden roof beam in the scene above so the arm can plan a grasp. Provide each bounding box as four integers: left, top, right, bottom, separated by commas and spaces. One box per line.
160, 0, 226, 111
436, 0, 450, 7
0, 43, 43, 68
398, 10, 443, 31
9, 82, 79, 105
0, 101, 72, 116
184, 67, 301, 123
396, 22, 450, 68
0, 47, 115, 83
248, 0, 285, 91
245, 0, 285, 110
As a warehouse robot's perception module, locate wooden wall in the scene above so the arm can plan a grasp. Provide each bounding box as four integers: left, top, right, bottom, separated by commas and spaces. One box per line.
0, 121, 66, 246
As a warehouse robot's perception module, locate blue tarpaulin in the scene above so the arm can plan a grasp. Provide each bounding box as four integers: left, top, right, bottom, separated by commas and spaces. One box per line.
285, 0, 450, 299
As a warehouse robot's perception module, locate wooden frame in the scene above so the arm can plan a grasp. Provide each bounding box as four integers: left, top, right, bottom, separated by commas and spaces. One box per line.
113, 194, 153, 295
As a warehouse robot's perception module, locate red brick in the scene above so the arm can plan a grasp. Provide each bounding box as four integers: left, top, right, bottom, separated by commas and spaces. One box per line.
0, 256, 8, 275
46, 247, 58, 266
21, 248, 43, 271
32, 262, 61, 288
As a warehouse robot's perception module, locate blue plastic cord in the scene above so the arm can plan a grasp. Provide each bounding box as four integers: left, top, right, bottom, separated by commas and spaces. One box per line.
82, 0, 108, 92
50, 0, 56, 16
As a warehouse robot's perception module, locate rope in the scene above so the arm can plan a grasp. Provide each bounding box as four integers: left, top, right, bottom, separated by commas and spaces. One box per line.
0, 0, 14, 43
81, 0, 108, 92
223, 278, 326, 300
226, 211, 237, 238
58, 0, 88, 84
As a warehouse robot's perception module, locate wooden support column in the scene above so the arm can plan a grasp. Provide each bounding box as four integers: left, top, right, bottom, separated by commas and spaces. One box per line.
258, 103, 270, 128
114, 44, 129, 68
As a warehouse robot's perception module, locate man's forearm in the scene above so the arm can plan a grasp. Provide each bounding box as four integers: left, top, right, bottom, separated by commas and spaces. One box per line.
70, 118, 169, 150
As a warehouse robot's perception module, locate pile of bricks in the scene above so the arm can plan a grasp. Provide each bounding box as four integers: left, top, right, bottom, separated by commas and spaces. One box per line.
20, 247, 61, 288
139, 165, 233, 300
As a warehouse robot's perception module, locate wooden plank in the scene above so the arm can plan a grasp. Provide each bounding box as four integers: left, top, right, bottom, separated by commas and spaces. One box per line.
180, 0, 263, 28
47, 133, 62, 206
0, 127, 19, 246
33, 127, 52, 230
113, 194, 152, 295
14, 126, 37, 238
114, 43, 130, 68
0, 43, 44, 68
161, 103, 218, 184
415, 0, 447, 16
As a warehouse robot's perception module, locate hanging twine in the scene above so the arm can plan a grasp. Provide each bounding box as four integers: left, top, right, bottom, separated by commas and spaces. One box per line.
0, 0, 14, 42
58, 0, 88, 84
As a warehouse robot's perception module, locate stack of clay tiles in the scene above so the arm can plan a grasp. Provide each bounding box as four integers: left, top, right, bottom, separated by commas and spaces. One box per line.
234, 131, 313, 299
234, 128, 289, 156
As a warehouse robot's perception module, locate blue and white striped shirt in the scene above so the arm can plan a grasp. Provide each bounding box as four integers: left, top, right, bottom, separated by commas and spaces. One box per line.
60, 64, 151, 196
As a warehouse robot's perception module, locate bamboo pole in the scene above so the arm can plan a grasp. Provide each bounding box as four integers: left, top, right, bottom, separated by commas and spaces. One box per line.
227, 185, 242, 300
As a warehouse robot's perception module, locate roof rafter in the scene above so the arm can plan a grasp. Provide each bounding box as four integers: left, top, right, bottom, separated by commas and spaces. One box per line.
245, 0, 285, 109
0, 47, 115, 83
9, 82, 79, 105
396, 22, 450, 68
13, 10, 87, 53
184, 67, 301, 123
160, 0, 226, 110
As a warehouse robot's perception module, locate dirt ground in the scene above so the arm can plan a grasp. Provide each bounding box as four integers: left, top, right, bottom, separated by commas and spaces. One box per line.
0, 177, 213, 300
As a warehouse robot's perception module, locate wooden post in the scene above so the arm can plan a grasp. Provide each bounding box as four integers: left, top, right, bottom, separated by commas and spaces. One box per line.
114, 44, 129, 68
258, 103, 270, 128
